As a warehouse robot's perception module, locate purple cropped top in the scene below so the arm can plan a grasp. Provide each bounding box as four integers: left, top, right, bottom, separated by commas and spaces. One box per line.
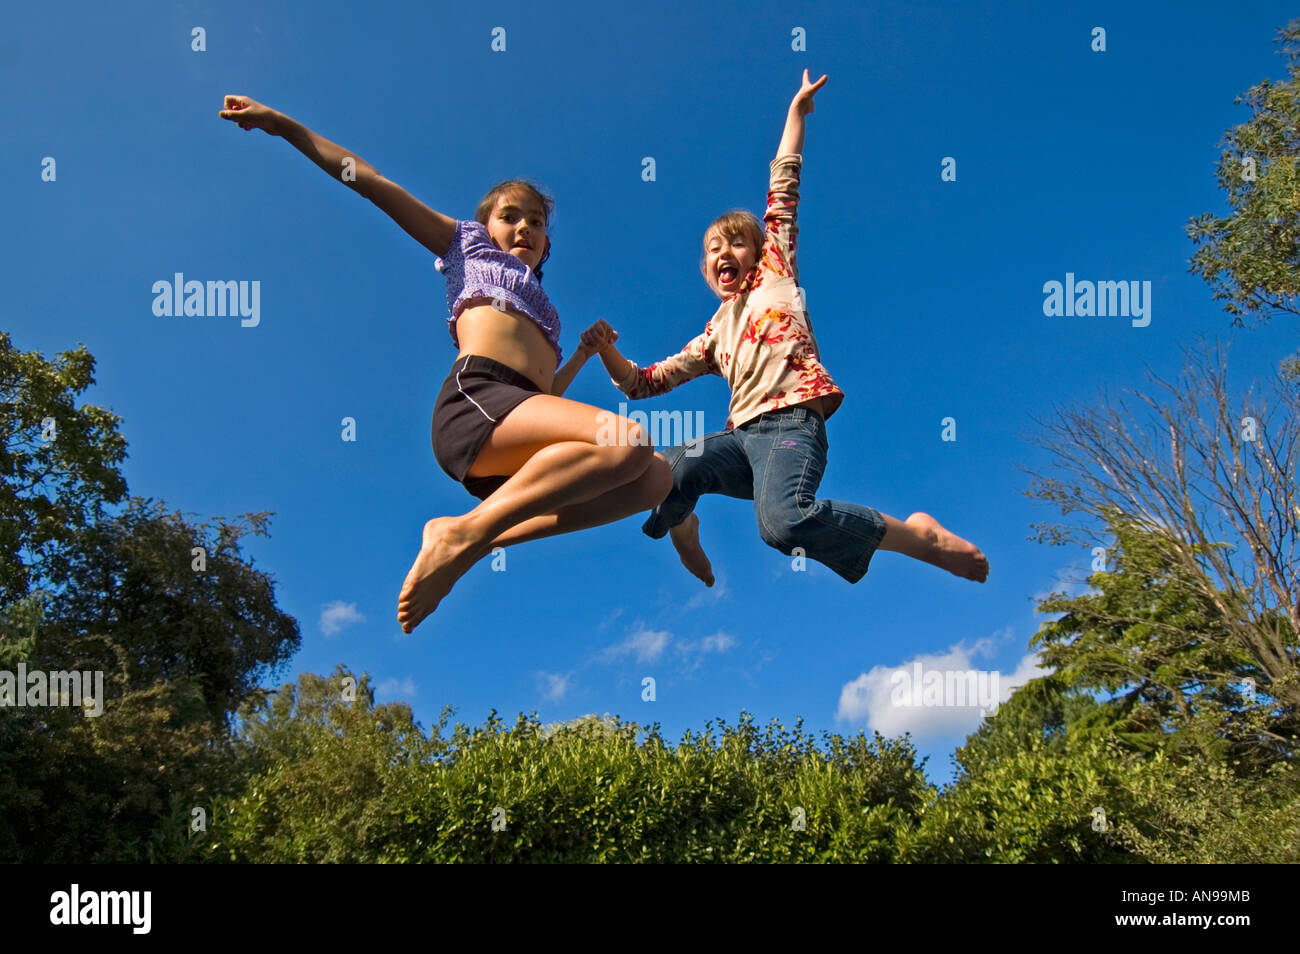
435, 219, 562, 366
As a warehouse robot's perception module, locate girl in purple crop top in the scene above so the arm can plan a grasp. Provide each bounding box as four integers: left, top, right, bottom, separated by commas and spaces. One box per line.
220, 94, 672, 634
436, 218, 564, 368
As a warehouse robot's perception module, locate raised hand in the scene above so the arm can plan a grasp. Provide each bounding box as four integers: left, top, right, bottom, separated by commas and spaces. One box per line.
218, 95, 281, 135
790, 69, 828, 116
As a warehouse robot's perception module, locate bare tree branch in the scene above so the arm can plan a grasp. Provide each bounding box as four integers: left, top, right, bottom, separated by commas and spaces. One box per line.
1022, 337, 1300, 706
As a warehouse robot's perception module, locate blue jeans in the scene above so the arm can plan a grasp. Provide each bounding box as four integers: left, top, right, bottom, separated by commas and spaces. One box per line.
642, 405, 888, 583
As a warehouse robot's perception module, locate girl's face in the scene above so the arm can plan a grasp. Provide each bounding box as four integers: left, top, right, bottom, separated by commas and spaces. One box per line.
487, 190, 549, 271
704, 228, 757, 298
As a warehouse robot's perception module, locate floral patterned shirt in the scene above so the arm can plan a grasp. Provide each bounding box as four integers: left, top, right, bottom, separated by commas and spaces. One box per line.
609, 153, 843, 429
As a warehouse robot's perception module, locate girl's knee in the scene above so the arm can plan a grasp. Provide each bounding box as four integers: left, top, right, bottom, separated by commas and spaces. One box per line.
640, 453, 674, 507
601, 433, 655, 481
756, 510, 798, 553
668, 447, 717, 496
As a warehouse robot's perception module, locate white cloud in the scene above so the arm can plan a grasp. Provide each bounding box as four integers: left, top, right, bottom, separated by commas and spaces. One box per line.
377, 676, 417, 699
698, 632, 737, 653
320, 600, 365, 636
599, 628, 671, 664
597, 627, 738, 673
535, 671, 572, 703
684, 576, 730, 610
1001, 651, 1046, 690
835, 633, 1049, 741
675, 630, 739, 673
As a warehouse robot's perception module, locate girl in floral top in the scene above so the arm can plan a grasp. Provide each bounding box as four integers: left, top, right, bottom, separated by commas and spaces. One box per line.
588, 71, 988, 586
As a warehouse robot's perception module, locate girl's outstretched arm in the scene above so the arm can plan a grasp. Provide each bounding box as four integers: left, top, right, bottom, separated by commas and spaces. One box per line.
777, 70, 827, 157
760, 71, 826, 282
591, 321, 715, 399
219, 95, 456, 257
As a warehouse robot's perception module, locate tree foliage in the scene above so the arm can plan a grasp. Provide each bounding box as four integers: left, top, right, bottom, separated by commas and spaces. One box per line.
1021, 340, 1300, 710
1186, 18, 1300, 378
0, 331, 126, 606
202, 670, 931, 864
0, 336, 298, 862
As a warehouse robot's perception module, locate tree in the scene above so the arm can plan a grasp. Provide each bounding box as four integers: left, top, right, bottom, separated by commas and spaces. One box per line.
1005, 338, 1299, 862
1186, 18, 1300, 380
1110, 749, 1300, 863
897, 676, 1142, 864
0, 332, 127, 607
1032, 512, 1291, 769
901, 506, 1298, 864
0, 500, 301, 862
41, 498, 301, 726
0, 335, 300, 861
1021, 339, 1300, 711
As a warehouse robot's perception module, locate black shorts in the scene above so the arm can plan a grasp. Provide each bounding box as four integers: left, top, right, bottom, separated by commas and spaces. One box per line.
432, 354, 544, 500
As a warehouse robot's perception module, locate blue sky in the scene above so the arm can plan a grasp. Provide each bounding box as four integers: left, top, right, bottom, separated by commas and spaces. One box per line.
5, 0, 1298, 787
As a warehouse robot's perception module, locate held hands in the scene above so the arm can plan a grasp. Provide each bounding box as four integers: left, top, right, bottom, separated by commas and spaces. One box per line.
790, 69, 828, 116
218, 95, 281, 134
579, 319, 619, 356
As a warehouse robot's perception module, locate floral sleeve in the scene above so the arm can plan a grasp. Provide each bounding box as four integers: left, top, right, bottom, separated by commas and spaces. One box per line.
761, 154, 802, 282
613, 327, 717, 398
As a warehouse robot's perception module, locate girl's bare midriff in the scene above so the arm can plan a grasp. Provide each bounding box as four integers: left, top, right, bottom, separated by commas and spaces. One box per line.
455, 301, 556, 392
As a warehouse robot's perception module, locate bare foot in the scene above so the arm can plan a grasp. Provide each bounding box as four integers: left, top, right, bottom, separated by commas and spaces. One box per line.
906, 512, 989, 582
397, 516, 483, 632
668, 512, 715, 586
